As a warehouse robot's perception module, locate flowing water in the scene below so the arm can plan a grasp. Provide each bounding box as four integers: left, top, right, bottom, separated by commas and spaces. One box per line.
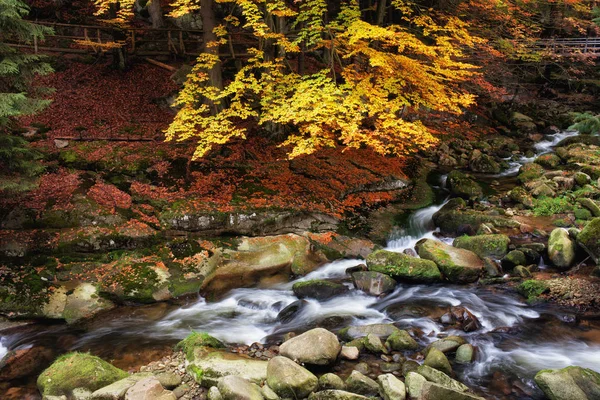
2, 130, 600, 399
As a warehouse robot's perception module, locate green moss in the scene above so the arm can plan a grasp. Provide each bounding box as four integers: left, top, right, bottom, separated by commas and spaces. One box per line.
574, 208, 593, 220
366, 250, 442, 282
176, 332, 225, 361
533, 196, 574, 217
518, 163, 545, 183
37, 352, 128, 396
518, 280, 549, 301
452, 234, 510, 259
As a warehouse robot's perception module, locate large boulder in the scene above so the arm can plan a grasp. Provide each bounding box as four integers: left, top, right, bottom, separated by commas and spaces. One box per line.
345, 371, 379, 396
308, 390, 370, 399
338, 324, 400, 341
217, 376, 265, 400
452, 234, 510, 259
577, 218, 600, 263
415, 239, 484, 283
124, 377, 176, 400
37, 352, 129, 397
385, 329, 418, 351
366, 250, 442, 283
267, 356, 317, 398
292, 280, 349, 301
279, 328, 341, 365
447, 171, 483, 200
423, 348, 453, 376
186, 349, 267, 387
377, 374, 406, 400
469, 150, 501, 174
534, 366, 600, 400
548, 228, 577, 269
90, 373, 154, 399
417, 365, 468, 392
351, 271, 396, 296
420, 382, 486, 400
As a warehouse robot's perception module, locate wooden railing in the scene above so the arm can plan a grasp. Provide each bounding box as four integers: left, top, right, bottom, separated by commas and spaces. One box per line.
517, 37, 600, 56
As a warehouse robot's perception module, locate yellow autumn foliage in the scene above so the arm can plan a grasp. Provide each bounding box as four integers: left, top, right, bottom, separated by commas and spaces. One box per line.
165, 0, 481, 159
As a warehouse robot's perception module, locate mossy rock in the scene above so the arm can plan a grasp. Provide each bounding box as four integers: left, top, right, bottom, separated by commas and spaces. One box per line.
517, 280, 549, 302
577, 217, 600, 263
432, 200, 519, 235
518, 163, 545, 183
415, 239, 484, 283
535, 366, 600, 400
535, 153, 561, 169
452, 234, 510, 259
292, 279, 349, 301
501, 250, 527, 271
447, 171, 483, 200
176, 332, 225, 361
37, 352, 128, 397
366, 250, 442, 283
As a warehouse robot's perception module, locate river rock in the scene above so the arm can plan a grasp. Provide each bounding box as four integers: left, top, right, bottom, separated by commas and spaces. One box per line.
308, 390, 370, 399
534, 366, 600, 400
518, 163, 545, 183
319, 373, 346, 390
417, 365, 468, 392
578, 218, 600, 263
416, 239, 484, 283
260, 385, 279, 400
345, 370, 379, 396
266, 356, 317, 398
455, 344, 475, 363
279, 328, 341, 365
405, 372, 427, 399
363, 333, 387, 354
292, 280, 349, 301
207, 387, 223, 400
37, 352, 128, 397
277, 299, 308, 323
366, 250, 442, 283
501, 250, 527, 271
432, 198, 519, 235
447, 171, 483, 199
427, 336, 466, 354
420, 381, 486, 400
578, 198, 600, 217
424, 348, 453, 376
217, 376, 264, 400
0, 346, 54, 381
340, 346, 359, 360
385, 329, 419, 351
187, 349, 267, 386
352, 271, 396, 296
124, 377, 176, 400
469, 150, 501, 174
548, 228, 577, 269
452, 234, 510, 259
441, 307, 481, 332
89, 373, 154, 399
377, 374, 405, 400
574, 172, 591, 186
339, 323, 400, 340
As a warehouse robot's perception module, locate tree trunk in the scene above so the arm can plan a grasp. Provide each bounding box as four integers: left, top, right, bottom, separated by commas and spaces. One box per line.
147, 0, 165, 29
200, 0, 223, 90
376, 0, 387, 26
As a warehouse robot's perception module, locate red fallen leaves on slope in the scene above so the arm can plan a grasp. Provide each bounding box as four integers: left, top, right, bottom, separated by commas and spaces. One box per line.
21, 60, 177, 140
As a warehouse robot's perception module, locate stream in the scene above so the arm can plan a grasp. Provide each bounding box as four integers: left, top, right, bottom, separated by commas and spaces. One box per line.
2, 129, 600, 399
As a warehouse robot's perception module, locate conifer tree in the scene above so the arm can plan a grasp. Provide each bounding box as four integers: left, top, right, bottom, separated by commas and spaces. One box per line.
0, 0, 53, 191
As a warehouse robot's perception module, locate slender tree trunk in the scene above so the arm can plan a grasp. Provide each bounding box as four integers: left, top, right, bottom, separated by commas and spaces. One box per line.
147, 0, 164, 29
376, 0, 387, 26
200, 0, 223, 91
